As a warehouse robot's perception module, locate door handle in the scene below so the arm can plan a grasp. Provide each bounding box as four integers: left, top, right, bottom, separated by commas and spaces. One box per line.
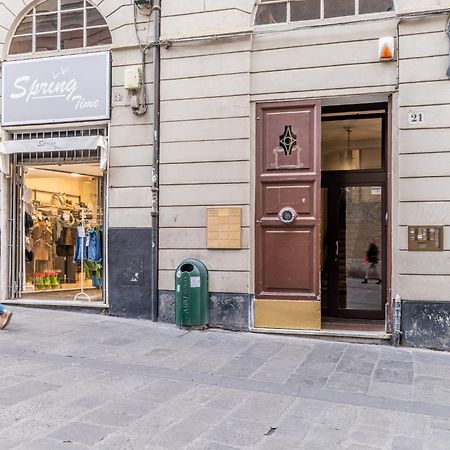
335, 240, 339, 256
256, 219, 261, 224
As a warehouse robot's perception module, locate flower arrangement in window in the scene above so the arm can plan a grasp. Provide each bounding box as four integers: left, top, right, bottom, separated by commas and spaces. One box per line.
33, 272, 60, 290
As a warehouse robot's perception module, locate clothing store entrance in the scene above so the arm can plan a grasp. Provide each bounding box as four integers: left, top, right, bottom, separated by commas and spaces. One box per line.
10, 160, 106, 304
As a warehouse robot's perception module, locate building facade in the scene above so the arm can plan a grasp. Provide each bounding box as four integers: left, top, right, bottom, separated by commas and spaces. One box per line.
157, 0, 450, 350
0, 0, 156, 318
1, 0, 450, 350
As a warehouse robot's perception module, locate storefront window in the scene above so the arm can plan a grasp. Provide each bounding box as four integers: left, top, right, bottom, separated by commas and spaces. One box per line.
9, 0, 111, 55
254, 0, 394, 25
22, 164, 105, 302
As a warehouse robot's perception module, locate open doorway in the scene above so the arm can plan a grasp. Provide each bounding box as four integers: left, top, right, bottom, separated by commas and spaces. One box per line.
321, 104, 388, 322
15, 163, 105, 302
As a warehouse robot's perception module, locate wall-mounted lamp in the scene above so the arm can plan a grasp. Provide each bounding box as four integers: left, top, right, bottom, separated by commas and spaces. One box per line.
378, 37, 395, 62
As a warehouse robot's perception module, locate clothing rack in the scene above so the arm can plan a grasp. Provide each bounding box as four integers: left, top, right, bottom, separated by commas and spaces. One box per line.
32, 189, 81, 203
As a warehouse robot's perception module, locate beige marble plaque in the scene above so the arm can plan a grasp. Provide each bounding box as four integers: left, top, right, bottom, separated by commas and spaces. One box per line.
207, 208, 242, 249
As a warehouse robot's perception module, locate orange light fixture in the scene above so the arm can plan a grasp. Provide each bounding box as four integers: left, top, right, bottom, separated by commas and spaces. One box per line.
378, 37, 395, 61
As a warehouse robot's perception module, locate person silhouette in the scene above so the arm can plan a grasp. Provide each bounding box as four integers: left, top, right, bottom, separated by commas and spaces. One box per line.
362, 241, 381, 284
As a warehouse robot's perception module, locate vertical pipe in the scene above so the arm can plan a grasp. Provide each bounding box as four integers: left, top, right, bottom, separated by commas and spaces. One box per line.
392, 294, 402, 346
151, 0, 161, 322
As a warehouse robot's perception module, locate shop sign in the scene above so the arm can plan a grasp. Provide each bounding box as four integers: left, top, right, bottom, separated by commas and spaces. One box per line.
1, 52, 110, 126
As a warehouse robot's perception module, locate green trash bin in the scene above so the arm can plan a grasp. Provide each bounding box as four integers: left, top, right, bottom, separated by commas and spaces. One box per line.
175, 259, 209, 327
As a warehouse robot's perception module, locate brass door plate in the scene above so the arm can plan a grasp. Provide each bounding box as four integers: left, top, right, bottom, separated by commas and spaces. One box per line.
408, 226, 443, 251
254, 299, 321, 330
207, 208, 242, 249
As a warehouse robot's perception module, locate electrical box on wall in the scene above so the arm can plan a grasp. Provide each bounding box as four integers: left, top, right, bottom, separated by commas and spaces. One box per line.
124, 66, 142, 90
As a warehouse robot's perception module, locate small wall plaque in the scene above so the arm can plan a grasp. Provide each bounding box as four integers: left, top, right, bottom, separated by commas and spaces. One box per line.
207, 208, 242, 249
408, 226, 443, 251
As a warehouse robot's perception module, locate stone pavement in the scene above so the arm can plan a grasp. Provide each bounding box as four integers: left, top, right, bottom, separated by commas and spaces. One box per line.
1, 307, 450, 449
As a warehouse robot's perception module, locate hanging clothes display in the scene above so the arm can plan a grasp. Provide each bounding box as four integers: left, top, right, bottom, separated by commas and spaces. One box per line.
74, 225, 103, 288
20, 169, 104, 299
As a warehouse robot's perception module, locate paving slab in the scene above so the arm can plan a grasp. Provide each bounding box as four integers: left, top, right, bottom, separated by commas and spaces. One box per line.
1, 306, 450, 449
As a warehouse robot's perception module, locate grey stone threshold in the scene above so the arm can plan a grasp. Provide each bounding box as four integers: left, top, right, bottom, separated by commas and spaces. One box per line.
251, 326, 391, 343
1, 299, 108, 309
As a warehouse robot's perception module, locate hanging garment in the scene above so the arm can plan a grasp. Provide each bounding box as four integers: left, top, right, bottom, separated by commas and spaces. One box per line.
25, 235, 34, 262
73, 232, 87, 264
55, 223, 76, 257
32, 221, 53, 261
87, 228, 102, 263
25, 212, 34, 232
83, 260, 103, 288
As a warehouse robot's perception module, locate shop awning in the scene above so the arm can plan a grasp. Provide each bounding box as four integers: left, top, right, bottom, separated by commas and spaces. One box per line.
0, 135, 108, 174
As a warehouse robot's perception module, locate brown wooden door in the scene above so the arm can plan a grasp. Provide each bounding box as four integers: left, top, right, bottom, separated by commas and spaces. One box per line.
256, 101, 321, 301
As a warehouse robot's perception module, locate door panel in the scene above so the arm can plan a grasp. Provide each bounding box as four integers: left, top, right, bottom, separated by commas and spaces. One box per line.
263, 227, 314, 292
264, 184, 313, 215
263, 110, 314, 171
256, 101, 321, 301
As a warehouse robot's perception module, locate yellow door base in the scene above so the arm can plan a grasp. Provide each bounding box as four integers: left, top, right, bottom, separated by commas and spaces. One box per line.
254, 299, 321, 330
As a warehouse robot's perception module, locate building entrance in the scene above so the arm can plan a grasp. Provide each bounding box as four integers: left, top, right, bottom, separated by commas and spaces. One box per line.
5, 131, 108, 305
254, 101, 389, 330
321, 105, 388, 320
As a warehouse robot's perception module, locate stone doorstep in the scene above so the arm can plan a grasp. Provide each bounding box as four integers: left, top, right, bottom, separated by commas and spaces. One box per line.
251, 326, 392, 345
1, 299, 108, 309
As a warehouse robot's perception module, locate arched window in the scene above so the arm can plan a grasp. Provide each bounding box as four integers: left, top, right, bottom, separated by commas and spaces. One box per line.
9, 0, 112, 55
255, 0, 395, 26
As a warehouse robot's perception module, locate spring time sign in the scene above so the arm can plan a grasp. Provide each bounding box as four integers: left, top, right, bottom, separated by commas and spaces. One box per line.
1, 52, 110, 126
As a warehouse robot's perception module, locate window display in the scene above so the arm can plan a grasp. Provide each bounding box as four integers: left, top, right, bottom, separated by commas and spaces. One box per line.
21, 166, 104, 301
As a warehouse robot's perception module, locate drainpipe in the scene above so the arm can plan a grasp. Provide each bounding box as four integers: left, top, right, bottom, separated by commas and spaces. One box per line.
392, 294, 402, 346
151, 0, 161, 322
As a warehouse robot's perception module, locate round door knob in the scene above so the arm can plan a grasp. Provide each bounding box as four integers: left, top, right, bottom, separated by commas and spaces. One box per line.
278, 207, 297, 224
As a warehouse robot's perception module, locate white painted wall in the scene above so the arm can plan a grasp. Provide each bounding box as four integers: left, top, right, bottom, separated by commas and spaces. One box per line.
159, 1, 450, 302
0, 0, 155, 298
397, 14, 450, 302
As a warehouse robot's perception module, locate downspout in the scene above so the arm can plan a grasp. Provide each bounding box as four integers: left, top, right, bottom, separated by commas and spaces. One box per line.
151, 0, 161, 322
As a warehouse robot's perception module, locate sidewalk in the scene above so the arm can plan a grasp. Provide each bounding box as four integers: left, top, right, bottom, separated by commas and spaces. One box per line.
1, 307, 450, 449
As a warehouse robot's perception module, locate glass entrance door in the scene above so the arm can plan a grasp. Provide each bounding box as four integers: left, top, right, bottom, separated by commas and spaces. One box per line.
323, 184, 385, 318
320, 104, 388, 320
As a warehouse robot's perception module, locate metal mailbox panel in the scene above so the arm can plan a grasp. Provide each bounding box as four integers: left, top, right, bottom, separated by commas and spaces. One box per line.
408, 226, 443, 251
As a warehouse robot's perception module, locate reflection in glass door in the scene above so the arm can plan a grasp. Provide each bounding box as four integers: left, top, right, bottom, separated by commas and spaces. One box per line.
321, 104, 388, 320
337, 186, 383, 312
321, 183, 385, 319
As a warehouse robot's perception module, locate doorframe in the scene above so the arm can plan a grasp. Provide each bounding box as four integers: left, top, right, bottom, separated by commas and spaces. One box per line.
252, 98, 392, 330
320, 101, 391, 322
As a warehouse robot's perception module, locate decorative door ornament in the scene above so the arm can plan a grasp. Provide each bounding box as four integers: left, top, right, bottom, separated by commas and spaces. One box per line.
271, 124, 304, 169
279, 125, 297, 155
